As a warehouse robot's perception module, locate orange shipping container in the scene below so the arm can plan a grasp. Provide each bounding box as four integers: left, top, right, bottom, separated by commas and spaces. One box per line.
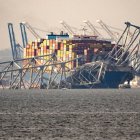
55, 43, 58, 50
37, 49, 41, 56
26, 49, 29, 58
46, 49, 50, 54
60, 43, 64, 50
49, 40, 53, 46
43, 46, 47, 53
31, 49, 35, 57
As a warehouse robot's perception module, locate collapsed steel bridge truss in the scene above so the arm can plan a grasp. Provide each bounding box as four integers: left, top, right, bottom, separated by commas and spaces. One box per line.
66, 61, 105, 88
106, 22, 140, 74
0, 53, 82, 89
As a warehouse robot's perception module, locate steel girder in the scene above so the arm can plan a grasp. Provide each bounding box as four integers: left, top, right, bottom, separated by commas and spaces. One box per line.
0, 54, 82, 89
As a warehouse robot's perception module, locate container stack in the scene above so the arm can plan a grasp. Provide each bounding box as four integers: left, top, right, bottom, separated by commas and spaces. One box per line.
23, 38, 113, 70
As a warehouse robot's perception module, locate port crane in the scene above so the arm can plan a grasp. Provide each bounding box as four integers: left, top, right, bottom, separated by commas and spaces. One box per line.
8, 23, 23, 60
20, 22, 51, 48
20, 23, 28, 48
83, 20, 103, 37
60, 20, 75, 36
96, 19, 119, 42
21, 22, 41, 39
8, 22, 41, 60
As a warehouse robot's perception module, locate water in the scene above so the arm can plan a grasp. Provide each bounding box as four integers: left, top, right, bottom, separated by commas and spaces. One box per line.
0, 89, 140, 139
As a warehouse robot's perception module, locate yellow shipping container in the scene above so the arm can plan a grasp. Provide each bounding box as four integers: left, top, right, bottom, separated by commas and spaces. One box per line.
72, 52, 76, 58
69, 44, 73, 49
46, 56, 50, 60
41, 59, 44, 64
64, 44, 66, 51
63, 50, 66, 55
63, 40, 67, 44
43, 40, 47, 46
48, 66, 52, 71
63, 57, 66, 61
28, 48, 32, 58
47, 40, 50, 46
49, 45, 52, 50
60, 51, 63, 57
69, 53, 72, 58
38, 49, 41, 56
66, 63, 69, 68
41, 43, 44, 48
57, 50, 61, 53
57, 50, 61, 56
66, 51, 69, 55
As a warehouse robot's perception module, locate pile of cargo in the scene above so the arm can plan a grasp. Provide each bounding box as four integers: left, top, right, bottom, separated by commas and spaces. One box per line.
23, 36, 113, 70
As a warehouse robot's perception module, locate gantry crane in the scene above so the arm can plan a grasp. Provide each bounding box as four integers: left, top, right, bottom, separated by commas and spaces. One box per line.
83, 20, 103, 37
20, 23, 28, 48
8, 23, 23, 60
21, 22, 41, 39
96, 19, 119, 42
60, 20, 75, 36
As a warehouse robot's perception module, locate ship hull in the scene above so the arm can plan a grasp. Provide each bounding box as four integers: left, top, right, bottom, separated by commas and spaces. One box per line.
71, 71, 133, 89
66, 62, 134, 89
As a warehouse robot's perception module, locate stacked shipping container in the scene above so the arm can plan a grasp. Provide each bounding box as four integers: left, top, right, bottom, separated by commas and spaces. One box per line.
23, 37, 112, 70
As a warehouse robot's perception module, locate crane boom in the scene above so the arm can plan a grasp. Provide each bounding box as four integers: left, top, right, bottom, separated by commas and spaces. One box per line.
60, 21, 75, 36
83, 20, 103, 37
8, 23, 22, 60
20, 23, 28, 48
22, 22, 41, 39
8, 23, 16, 59
96, 19, 118, 42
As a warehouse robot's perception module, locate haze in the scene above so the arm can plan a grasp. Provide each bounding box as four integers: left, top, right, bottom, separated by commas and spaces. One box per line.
0, 0, 140, 51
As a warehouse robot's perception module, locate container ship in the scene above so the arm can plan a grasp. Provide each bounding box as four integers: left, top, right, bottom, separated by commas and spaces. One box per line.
0, 22, 138, 89
23, 32, 134, 89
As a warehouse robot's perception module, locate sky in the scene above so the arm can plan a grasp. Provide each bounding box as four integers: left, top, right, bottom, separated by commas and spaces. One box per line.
0, 0, 140, 51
